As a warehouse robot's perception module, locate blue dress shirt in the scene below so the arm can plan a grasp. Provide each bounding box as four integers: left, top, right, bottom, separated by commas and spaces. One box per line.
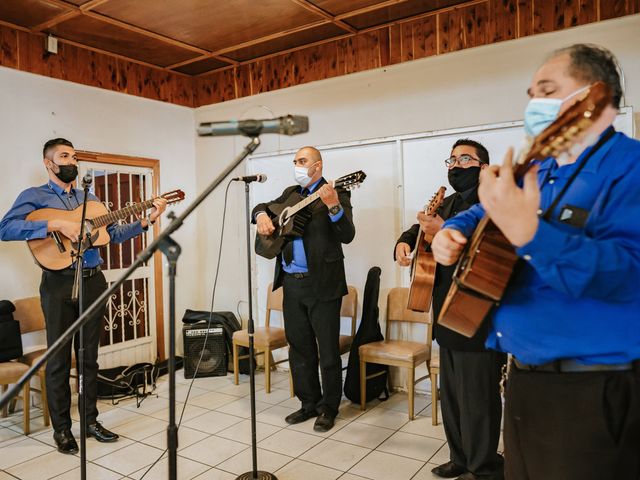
443, 130, 640, 365
0, 181, 145, 269
282, 179, 344, 273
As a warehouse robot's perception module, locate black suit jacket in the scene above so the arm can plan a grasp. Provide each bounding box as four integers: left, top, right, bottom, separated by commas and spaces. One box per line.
395, 187, 490, 351
253, 178, 355, 301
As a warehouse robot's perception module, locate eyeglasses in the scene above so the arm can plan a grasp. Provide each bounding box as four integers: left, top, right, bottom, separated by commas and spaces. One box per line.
444, 154, 482, 168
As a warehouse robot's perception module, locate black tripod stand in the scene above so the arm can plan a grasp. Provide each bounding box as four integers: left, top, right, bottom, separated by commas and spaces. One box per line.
235, 177, 278, 480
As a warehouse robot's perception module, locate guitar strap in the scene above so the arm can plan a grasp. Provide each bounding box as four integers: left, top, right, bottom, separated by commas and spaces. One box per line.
540, 127, 615, 222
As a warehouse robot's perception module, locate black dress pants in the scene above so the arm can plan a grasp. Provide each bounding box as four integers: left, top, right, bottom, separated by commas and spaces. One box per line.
39, 270, 107, 432
282, 274, 342, 417
504, 365, 640, 480
440, 346, 506, 478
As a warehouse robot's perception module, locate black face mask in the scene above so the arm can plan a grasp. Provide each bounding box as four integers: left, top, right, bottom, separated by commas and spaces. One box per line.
448, 166, 481, 193
51, 163, 78, 184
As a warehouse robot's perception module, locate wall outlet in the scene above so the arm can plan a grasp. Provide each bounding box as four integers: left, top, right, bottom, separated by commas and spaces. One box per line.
46, 35, 58, 54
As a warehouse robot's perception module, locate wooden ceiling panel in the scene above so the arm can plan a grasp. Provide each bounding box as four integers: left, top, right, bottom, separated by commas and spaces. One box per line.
94, 0, 324, 51
344, 0, 468, 29
173, 57, 231, 75
309, 0, 391, 16
48, 15, 200, 67
0, 0, 69, 29
224, 23, 347, 62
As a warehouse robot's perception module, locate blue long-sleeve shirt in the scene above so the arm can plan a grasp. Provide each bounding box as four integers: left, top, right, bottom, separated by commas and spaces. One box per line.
0, 181, 145, 269
280, 179, 344, 273
443, 130, 640, 365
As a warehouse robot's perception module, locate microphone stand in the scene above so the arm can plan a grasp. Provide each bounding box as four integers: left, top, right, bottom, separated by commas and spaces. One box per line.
235, 176, 277, 480
71, 178, 92, 480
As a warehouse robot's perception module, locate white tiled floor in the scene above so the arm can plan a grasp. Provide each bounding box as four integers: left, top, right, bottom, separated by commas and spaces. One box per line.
0, 369, 452, 479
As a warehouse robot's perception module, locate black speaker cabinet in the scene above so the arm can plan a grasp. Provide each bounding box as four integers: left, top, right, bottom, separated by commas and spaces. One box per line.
182, 323, 227, 378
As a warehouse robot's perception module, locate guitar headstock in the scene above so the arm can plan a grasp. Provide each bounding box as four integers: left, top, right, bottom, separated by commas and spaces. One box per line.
425, 186, 446, 215
161, 189, 186, 205
520, 81, 611, 169
333, 170, 367, 191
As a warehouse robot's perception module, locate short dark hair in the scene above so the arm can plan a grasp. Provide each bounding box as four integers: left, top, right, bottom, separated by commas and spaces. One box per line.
43, 138, 74, 158
451, 138, 490, 165
552, 44, 623, 108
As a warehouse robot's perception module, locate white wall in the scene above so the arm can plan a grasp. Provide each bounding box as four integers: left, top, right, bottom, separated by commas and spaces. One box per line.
0, 67, 198, 356
194, 15, 640, 387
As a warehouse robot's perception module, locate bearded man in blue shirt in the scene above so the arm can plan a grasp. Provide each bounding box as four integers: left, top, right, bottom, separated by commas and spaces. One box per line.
432, 44, 640, 480
0, 138, 166, 454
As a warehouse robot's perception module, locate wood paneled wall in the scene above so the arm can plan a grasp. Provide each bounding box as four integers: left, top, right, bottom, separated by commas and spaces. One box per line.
195, 0, 639, 107
0, 23, 194, 107
1, 0, 638, 108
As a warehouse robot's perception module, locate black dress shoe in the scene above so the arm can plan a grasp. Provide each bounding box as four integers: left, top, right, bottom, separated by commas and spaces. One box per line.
432, 461, 466, 478
86, 422, 119, 442
53, 429, 79, 454
285, 408, 318, 425
313, 412, 335, 432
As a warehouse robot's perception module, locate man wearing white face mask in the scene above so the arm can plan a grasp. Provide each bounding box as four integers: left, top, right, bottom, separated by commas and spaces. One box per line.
252, 146, 355, 432
431, 44, 640, 480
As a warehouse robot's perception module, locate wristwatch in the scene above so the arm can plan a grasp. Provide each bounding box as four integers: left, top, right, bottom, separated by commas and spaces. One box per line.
328, 204, 342, 216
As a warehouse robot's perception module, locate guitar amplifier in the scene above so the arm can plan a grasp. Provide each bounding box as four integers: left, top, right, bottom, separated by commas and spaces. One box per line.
182, 323, 227, 379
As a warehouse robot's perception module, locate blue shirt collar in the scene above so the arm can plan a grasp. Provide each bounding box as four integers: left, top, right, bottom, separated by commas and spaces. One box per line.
47, 180, 72, 195
537, 127, 618, 177
303, 178, 323, 193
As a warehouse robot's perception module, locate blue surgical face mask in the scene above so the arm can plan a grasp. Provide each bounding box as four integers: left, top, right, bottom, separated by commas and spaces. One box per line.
523, 85, 590, 137
294, 162, 318, 187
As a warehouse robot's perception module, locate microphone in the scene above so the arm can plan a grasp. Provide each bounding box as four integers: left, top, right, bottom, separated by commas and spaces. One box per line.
233, 174, 267, 183
197, 115, 309, 137
81, 173, 92, 188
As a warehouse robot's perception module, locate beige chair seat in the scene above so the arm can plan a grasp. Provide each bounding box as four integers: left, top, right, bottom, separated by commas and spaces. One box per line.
360, 340, 430, 363
20, 349, 47, 366
0, 361, 29, 378
233, 327, 287, 348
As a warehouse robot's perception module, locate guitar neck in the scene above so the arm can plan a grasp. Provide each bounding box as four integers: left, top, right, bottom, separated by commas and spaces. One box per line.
92, 198, 157, 227
287, 189, 325, 216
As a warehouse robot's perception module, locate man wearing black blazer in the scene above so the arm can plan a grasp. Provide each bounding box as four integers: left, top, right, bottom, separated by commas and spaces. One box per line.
253, 146, 355, 432
395, 139, 506, 480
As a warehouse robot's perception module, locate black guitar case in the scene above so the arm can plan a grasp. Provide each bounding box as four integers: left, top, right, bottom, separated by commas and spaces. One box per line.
344, 267, 389, 403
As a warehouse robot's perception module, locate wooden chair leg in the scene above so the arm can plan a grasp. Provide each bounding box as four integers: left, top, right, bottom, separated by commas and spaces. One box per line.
22, 382, 30, 435
233, 342, 240, 386
288, 368, 294, 398
430, 372, 438, 426
408, 366, 415, 420
40, 372, 50, 427
1, 385, 7, 418
359, 358, 366, 411
264, 348, 271, 394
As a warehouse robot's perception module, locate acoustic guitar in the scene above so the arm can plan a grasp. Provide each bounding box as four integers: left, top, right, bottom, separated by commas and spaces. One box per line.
255, 170, 367, 259
407, 186, 446, 312
26, 189, 185, 271
438, 82, 611, 337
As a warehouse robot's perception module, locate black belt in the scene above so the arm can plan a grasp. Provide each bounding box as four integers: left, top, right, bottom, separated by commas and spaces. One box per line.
56, 266, 102, 278
285, 271, 310, 279
513, 357, 638, 373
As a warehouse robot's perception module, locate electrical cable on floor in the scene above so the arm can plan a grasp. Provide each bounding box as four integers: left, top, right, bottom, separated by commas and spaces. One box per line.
139, 180, 233, 479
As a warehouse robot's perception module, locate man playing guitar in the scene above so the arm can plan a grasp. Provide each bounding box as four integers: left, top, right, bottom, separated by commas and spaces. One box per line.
395, 139, 506, 480
0, 138, 167, 454
253, 146, 355, 432
432, 44, 640, 480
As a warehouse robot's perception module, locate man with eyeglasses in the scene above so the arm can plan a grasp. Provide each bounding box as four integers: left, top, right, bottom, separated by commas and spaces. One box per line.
253, 146, 355, 432
395, 139, 506, 480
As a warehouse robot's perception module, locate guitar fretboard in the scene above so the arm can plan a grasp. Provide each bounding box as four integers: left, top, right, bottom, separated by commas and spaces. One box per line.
92, 198, 158, 228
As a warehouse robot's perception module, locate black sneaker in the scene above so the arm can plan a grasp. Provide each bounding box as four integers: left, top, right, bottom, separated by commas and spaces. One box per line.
285, 408, 318, 425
